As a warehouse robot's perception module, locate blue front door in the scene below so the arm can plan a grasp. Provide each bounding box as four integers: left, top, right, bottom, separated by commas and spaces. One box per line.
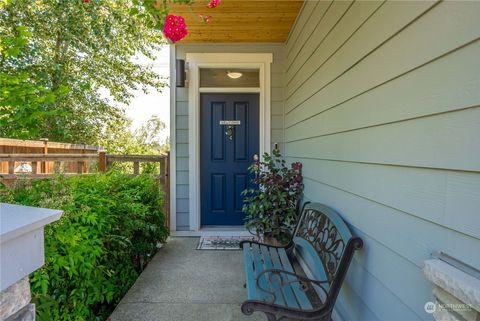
200, 93, 259, 226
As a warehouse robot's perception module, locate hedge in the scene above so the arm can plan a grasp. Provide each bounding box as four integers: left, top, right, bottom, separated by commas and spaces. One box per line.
0, 172, 168, 321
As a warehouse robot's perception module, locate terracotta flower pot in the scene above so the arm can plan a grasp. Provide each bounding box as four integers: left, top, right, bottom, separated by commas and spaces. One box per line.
263, 236, 284, 247
263, 230, 291, 247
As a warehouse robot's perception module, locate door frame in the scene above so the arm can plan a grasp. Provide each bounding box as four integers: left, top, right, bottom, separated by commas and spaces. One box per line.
186, 53, 273, 231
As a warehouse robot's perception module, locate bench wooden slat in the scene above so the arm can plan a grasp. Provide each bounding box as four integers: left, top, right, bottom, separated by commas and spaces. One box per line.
268, 247, 301, 309
251, 244, 273, 302
258, 245, 286, 306
277, 248, 313, 310
242, 244, 257, 300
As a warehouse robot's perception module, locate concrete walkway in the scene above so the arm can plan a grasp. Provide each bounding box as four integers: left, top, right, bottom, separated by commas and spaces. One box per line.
110, 237, 266, 321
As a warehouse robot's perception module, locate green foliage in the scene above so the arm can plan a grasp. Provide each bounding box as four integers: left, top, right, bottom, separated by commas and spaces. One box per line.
99, 115, 169, 174
0, 172, 167, 321
0, 24, 61, 139
0, 0, 172, 144
134, 0, 193, 30
242, 149, 304, 244
100, 115, 168, 155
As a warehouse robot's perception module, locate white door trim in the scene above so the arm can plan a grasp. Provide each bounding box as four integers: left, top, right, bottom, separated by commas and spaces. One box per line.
169, 45, 177, 232
186, 53, 272, 231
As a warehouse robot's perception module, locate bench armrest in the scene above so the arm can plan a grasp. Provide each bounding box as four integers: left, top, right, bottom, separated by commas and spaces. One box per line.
256, 268, 329, 302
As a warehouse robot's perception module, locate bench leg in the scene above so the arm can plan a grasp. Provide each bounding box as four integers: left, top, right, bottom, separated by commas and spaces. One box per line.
243, 283, 246, 288
265, 312, 277, 321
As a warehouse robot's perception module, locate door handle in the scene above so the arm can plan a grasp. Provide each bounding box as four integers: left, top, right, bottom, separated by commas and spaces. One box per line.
225, 126, 234, 140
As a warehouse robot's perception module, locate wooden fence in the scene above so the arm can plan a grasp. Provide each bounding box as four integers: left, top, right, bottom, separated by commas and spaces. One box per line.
0, 138, 170, 229
0, 138, 99, 174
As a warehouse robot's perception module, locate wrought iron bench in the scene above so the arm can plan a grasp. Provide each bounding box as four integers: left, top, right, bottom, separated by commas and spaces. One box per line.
240, 202, 363, 321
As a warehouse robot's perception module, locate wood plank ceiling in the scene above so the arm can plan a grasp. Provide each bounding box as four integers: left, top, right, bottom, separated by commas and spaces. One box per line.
167, 0, 304, 43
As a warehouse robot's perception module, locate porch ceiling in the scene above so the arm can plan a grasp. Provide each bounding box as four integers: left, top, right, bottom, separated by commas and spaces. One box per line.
168, 0, 304, 43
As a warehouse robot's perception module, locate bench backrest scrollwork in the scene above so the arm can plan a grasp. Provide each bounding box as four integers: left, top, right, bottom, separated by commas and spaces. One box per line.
292, 202, 363, 306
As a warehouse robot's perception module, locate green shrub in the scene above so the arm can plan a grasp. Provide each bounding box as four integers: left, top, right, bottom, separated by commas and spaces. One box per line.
242, 149, 304, 245
0, 172, 168, 321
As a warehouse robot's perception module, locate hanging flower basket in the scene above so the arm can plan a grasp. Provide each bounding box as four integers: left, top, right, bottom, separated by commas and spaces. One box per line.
163, 14, 188, 43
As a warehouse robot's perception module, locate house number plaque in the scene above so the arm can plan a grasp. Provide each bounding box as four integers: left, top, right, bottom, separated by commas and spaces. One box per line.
219, 120, 241, 125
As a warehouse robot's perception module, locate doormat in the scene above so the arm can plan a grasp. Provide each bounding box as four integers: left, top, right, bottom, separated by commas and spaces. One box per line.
196, 236, 257, 250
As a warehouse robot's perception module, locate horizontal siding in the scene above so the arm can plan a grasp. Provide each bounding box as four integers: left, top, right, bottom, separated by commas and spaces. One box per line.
176, 102, 188, 115
176, 115, 188, 130
287, 107, 480, 172
176, 144, 188, 157
285, 0, 437, 115
271, 87, 284, 102
271, 115, 283, 128
176, 184, 189, 199
286, 1, 479, 123
175, 170, 189, 185
174, 44, 285, 230
176, 157, 188, 171
286, 0, 378, 90
303, 177, 480, 273
176, 87, 188, 102
347, 227, 430, 321
175, 130, 188, 144
303, 179, 480, 321
285, 1, 480, 321
336, 281, 379, 321
176, 198, 189, 213
295, 158, 480, 239
285, 0, 322, 57
285, 41, 480, 141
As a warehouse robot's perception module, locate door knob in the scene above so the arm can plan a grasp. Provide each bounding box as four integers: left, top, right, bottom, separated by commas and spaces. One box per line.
253, 154, 259, 161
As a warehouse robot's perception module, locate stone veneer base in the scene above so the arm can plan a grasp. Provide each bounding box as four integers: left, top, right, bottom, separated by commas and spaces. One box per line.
424, 259, 480, 321
0, 277, 31, 321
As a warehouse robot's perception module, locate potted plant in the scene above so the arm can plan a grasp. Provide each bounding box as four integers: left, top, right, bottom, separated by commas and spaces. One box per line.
241, 149, 304, 246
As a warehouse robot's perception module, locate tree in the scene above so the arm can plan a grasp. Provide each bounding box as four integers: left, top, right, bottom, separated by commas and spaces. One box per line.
0, 0, 175, 144
99, 114, 169, 155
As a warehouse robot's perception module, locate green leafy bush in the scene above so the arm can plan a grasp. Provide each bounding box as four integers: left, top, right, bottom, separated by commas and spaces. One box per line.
242, 149, 304, 245
0, 172, 167, 321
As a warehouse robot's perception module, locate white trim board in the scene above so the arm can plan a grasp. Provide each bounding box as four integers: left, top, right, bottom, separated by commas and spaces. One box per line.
186, 53, 273, 231
169, 44, 177, 232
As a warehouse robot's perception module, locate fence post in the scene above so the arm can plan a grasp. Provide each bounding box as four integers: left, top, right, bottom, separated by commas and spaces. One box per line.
98, 150, 106, 173
77, 161, 83, 174
82, 143, 88, 173
165, 152, 170, 231
54, 161, 61, 173
8, 161, 14, 175
159, 157, 166, 188
31, 162, 38, 174
133, 161, 140, 176
40, 138, 48, 174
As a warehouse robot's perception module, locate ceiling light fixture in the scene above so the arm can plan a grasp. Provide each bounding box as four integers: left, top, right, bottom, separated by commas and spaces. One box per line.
227, 71, 243, 79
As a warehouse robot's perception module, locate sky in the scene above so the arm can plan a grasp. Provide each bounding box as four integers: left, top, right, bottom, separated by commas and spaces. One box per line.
125, 46, 171, 143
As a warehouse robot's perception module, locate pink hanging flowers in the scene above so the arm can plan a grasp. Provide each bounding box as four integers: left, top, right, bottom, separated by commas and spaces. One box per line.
208, 0, 220, 8
198, 14, 211, 23
163, 14, 188, 43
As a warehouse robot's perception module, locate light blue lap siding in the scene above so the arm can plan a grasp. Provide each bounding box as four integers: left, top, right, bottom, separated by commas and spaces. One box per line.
284, 1, 480, 320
